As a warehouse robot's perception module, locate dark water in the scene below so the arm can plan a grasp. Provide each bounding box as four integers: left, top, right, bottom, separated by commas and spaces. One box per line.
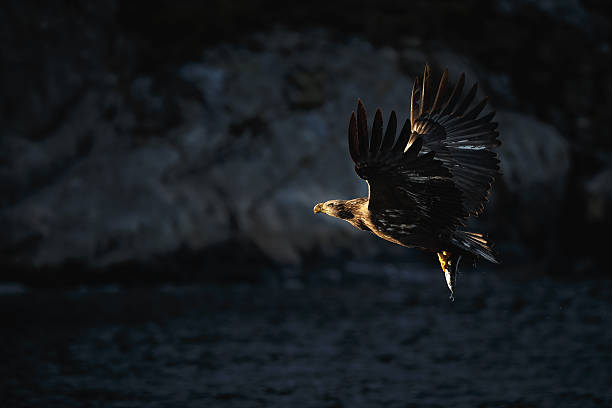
1, 267, 611, 407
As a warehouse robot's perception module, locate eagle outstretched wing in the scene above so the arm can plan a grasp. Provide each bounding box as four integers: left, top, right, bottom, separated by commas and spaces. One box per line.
348, 66, 499, 237
348, 100, 466, 237
410, 65, 500, 216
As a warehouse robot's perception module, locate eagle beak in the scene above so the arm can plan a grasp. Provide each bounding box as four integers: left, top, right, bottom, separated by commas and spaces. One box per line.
313, 203, 323, 214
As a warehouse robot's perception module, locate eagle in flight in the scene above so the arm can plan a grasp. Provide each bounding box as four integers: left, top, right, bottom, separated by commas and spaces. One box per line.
314, 65, 500, 297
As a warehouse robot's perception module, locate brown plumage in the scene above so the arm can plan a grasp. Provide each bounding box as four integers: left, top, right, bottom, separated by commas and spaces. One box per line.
314, 65, 501, 297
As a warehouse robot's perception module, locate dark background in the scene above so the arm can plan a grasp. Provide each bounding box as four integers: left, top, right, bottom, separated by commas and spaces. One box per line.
1, 1, 611, 407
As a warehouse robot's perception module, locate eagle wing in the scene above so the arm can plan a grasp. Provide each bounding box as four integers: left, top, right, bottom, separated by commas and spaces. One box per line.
348, 99, 467, 237
409, 65, 500, 216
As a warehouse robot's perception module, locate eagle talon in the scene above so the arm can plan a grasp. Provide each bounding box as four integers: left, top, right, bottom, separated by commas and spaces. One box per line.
438, 251, 460, 296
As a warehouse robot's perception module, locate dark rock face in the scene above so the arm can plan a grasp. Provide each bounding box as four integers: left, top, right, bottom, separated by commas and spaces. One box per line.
0, 28, 569, 271
495, 112, 571, 264
1, 1, 611, 276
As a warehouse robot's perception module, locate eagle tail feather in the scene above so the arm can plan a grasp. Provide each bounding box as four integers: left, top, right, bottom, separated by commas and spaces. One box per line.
452, 231, 500, 264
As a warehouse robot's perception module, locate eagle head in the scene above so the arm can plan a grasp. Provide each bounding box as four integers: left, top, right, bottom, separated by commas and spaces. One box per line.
313, 200, 354, 220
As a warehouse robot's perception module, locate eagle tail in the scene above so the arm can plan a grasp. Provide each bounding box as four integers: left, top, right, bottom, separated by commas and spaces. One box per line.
452, 231, 500, 264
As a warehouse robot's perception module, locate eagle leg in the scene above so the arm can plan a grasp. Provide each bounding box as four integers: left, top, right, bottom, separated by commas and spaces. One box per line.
437, 251, 462, 300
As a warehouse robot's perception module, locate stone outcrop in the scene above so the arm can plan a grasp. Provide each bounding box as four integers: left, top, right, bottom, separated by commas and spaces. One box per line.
1, 29, 574, 270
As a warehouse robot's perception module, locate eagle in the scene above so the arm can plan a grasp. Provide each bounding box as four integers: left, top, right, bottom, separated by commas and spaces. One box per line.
313, 65, 500, 297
